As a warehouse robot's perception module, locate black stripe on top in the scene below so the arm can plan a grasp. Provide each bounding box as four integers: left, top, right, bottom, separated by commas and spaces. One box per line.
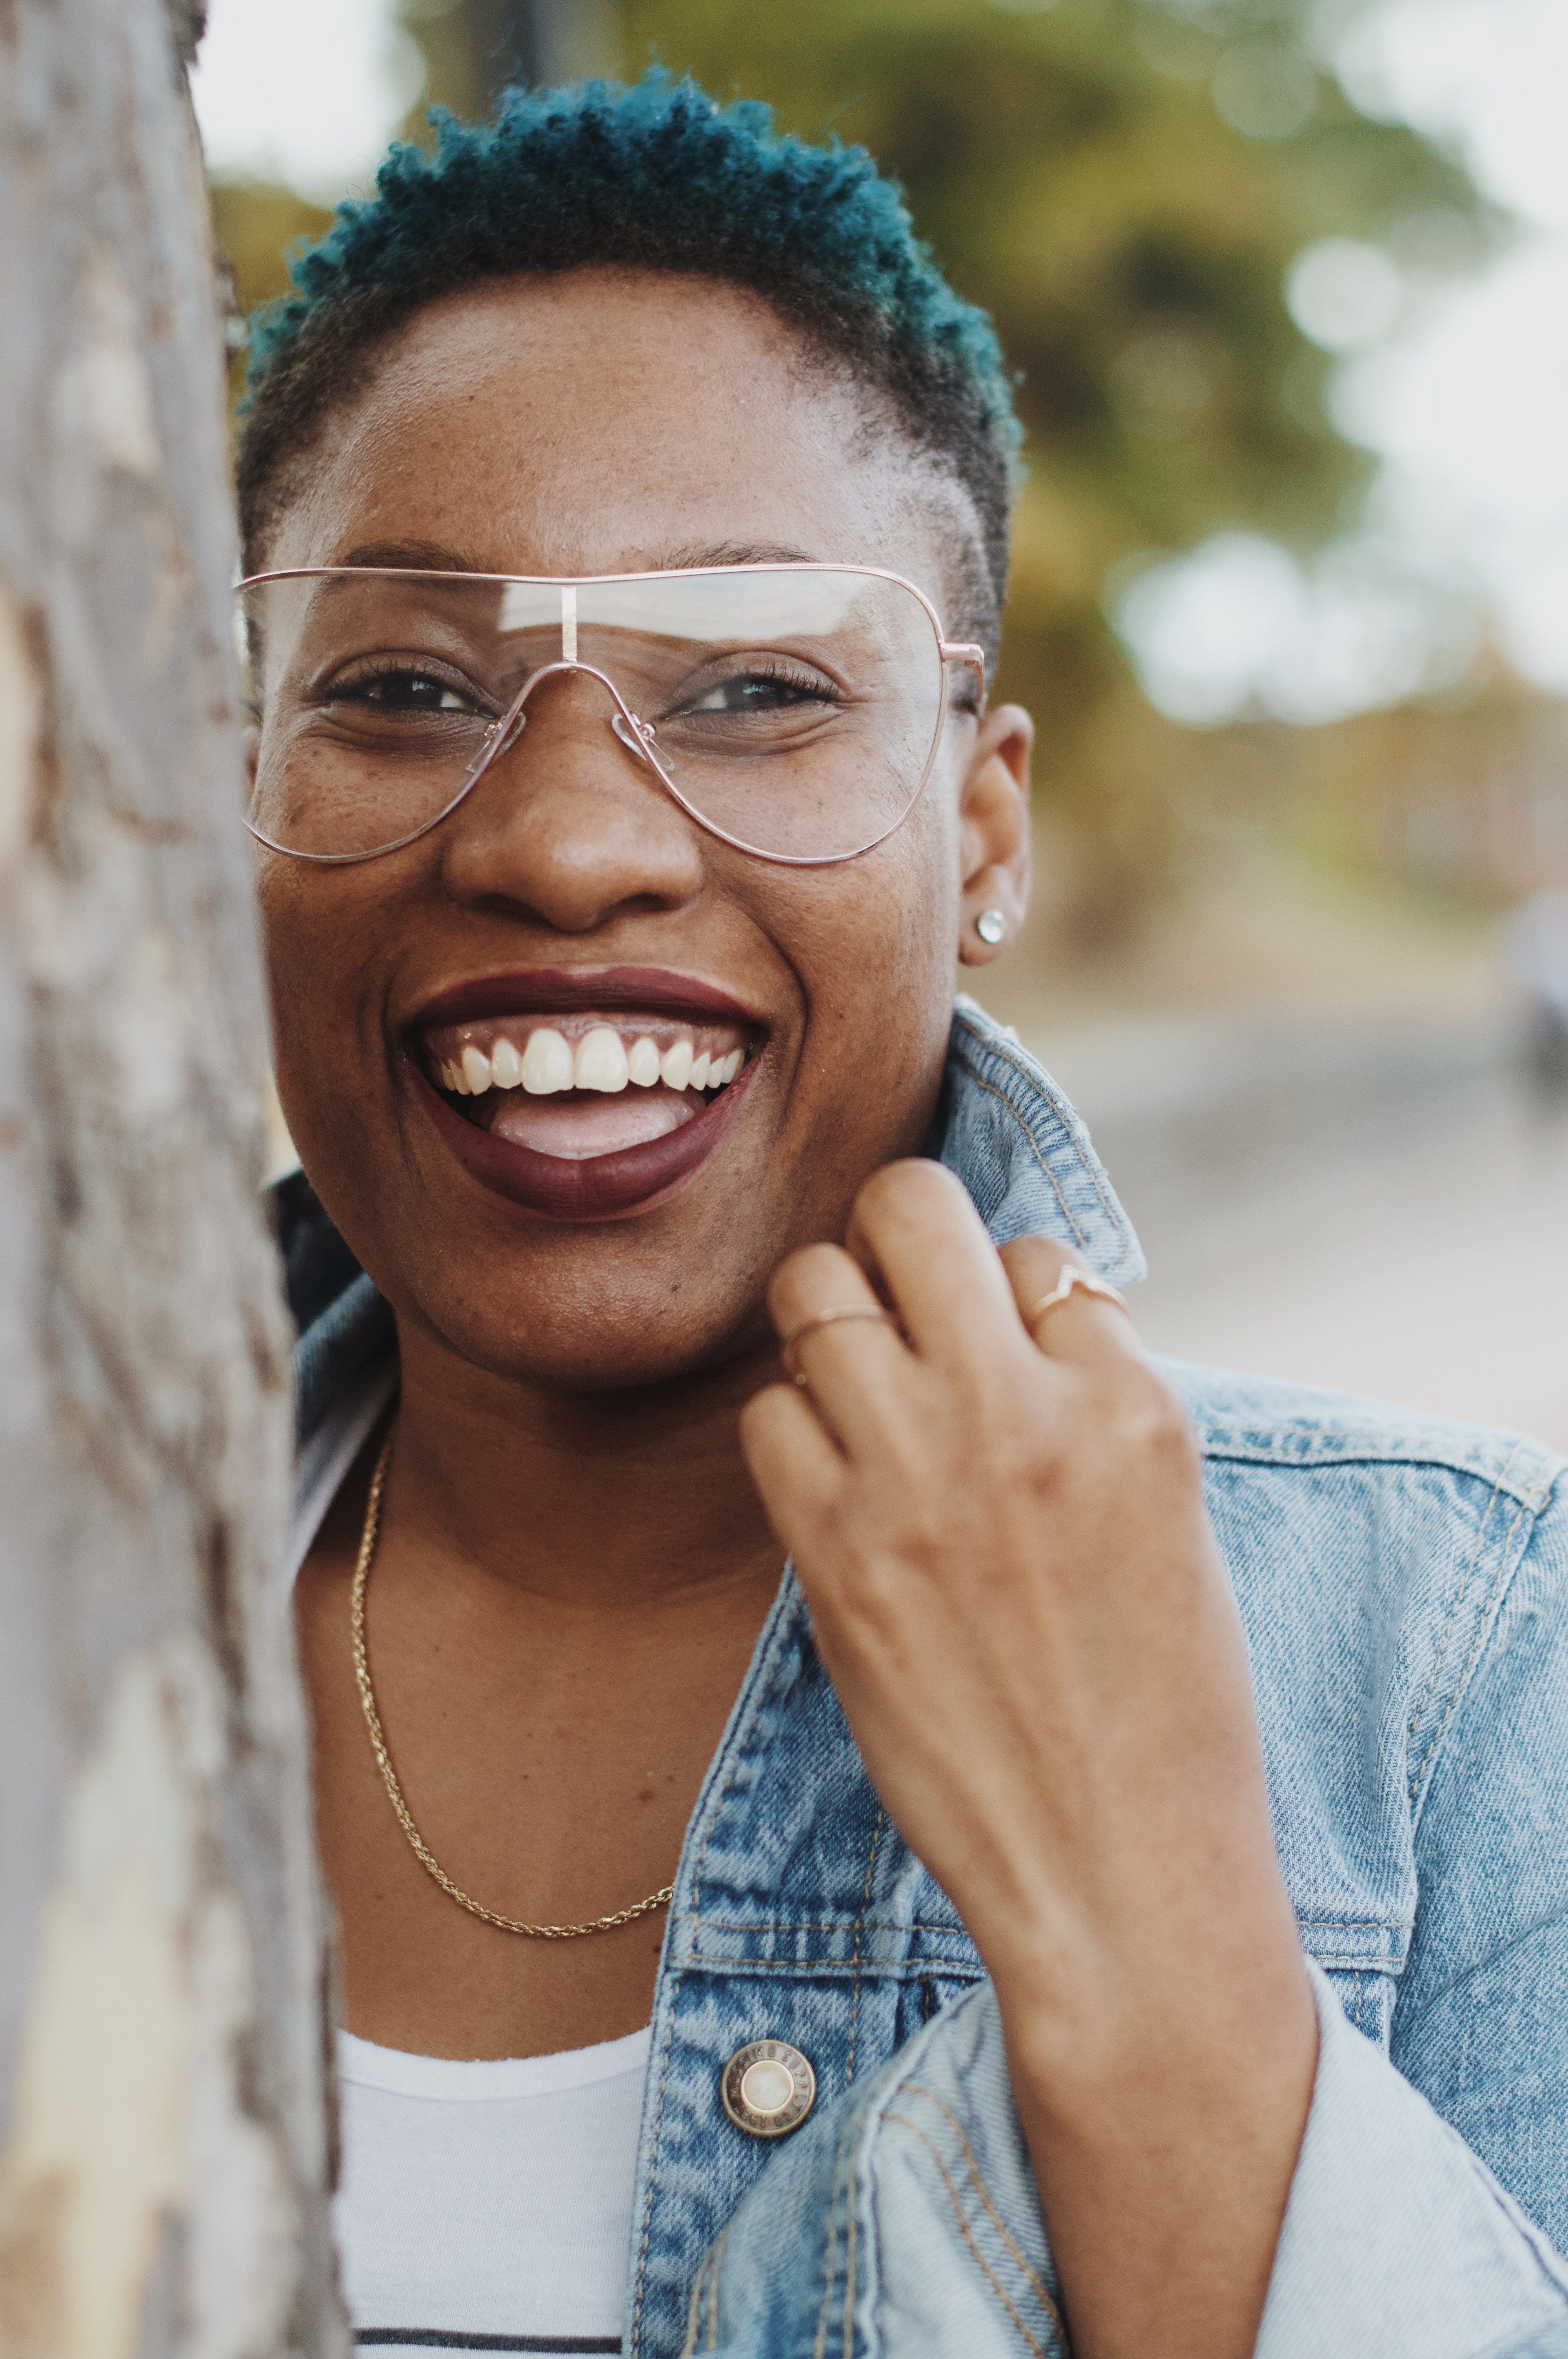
354, 2336, 620, 2355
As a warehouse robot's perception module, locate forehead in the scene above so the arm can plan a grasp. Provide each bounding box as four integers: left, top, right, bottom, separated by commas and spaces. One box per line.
268, 269, 967, 601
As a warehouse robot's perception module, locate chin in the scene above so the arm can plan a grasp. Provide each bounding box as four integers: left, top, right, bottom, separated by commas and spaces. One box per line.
395, 1248, 779, 1398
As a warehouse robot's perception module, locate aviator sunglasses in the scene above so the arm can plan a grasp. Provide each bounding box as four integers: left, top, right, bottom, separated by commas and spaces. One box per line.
237, 562, 988, 869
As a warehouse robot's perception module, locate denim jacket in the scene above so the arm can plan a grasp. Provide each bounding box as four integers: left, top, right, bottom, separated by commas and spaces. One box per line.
283, 996, 1568, 2359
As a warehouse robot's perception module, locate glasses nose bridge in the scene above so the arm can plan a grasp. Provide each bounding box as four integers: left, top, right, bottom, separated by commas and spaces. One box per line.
476, 655, 663, 800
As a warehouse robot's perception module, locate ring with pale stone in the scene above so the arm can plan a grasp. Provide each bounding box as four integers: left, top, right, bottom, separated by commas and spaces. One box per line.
1024, 1263, 1129, 1339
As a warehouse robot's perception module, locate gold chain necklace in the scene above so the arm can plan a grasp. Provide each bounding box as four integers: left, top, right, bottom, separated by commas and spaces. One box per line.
350, 1422, 675, 1940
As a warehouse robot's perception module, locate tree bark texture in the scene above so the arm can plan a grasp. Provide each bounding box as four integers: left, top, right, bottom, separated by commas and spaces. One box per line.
0, 6, 341, 2357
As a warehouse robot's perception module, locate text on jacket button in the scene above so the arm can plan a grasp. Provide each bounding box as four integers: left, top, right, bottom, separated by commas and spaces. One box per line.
720, 2039, 816, 2137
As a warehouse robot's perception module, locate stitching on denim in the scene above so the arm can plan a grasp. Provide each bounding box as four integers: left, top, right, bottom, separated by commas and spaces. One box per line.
1413, 1480, 1534, 1812
948, 1065, 1095, 1251
1296, 1916, 1413, 1932
1397, 1899, 1568, 2019
678, 2241, 712, 2358
1192, 1428, 1556, 1505
845, 1810, 887, 2093
656, 1591, 813, 2352
1313, 1955, 1399, 1974
896, 2083, 1062, 2330
672, 1951, 989, 1983
813, 2100, 869, 2359
1199, 1426, 1554, 1482
1404, 1449, 1517, 1795
840, 2163, 858, 2359
678, 1916, 975, 1936
703, 2224, 731, 2354
1405, 1453, 1518, 1783
950, 1010, 1129, 1249
879, 2105, 1062, 2355
678, 2230, 730, 2359
684, 1910, 1400, 1938
687, 1592, 792, 1925
629, 2007, 681, 2358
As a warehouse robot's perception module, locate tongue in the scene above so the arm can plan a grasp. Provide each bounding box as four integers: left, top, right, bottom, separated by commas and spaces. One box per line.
483, 1086, 699, 1161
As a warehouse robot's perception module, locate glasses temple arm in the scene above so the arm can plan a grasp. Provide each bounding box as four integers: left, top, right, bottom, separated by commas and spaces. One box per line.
940, 641, 987, 700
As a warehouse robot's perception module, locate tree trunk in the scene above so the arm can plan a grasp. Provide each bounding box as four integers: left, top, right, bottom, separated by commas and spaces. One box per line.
0, 6, 340, 2357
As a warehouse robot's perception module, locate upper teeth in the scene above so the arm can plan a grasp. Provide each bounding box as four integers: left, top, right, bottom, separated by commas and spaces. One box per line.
437, 1026, 745, 1099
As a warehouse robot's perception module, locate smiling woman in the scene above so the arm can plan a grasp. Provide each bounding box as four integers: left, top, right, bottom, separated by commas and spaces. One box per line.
241, 71, 1568, 2359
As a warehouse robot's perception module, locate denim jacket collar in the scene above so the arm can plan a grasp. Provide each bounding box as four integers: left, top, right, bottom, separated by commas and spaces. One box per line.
937, 995, 1143, 1277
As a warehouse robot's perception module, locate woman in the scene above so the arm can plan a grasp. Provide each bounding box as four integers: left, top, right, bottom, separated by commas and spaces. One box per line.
244, 76, 1568, 2359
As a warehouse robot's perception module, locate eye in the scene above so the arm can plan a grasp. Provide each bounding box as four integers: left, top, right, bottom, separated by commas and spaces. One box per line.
327, 659, 487, 715
679, 662, 838, 718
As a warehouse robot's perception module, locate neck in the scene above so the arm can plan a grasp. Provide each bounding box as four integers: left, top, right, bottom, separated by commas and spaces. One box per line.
386, 1316, 787, 1621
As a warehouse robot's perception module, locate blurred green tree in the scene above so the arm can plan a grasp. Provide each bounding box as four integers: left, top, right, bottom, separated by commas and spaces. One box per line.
219, 0, 1498, 940
601, 0, 1492, 936
211, 179, 334, 402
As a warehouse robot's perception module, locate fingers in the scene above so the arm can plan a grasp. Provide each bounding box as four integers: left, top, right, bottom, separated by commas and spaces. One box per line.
766, 1240, 915, 1454
998, 1234, 1144, 1369
840, 1160, 1031, 1381
739, 1378, 846, 1562
759, 1168, 1141, 1486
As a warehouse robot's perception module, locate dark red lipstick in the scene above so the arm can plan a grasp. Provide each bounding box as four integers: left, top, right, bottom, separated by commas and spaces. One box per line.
404, 966, 767, 1221
412, 965, 759, 1031
411, 1053, 761, 1219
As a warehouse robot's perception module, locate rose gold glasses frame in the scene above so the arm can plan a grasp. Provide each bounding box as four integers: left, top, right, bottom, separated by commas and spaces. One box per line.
236, 560, 988, 869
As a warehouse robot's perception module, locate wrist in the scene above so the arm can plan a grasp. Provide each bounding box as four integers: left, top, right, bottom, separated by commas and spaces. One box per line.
984, 1909, 1318, 2137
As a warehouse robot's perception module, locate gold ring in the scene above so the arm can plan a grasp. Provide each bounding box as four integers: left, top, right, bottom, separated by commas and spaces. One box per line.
1024, 1264, 1128, 1338
780, 1304, 899, 1387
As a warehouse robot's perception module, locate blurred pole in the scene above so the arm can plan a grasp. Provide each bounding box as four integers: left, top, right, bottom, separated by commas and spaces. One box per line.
0, 3, 341, 2355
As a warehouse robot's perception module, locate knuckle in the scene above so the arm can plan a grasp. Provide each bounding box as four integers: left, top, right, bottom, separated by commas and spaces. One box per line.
1114, 1376, 1200, 1469
768, 1241, 857, 1325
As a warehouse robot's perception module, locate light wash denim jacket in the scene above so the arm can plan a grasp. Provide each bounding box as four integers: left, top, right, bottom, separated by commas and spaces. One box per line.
285, 997, 1568, 2359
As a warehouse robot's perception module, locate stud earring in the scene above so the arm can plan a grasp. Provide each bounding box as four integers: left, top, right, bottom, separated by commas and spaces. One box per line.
975, 909, 1006, 946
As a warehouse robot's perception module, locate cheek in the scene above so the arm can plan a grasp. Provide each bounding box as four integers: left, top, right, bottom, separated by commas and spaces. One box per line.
846, 785, 962, 1005
254, 861, 390, 1129
254, 859, 311, 1051
763, 802, 959, 1107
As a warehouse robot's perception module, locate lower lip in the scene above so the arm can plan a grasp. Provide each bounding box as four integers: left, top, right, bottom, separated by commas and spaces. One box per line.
409, 1054, 762, 1220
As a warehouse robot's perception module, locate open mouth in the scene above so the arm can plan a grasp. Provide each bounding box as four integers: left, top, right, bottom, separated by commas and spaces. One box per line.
424, 1013, 750, 1158
407, 970, 765, 1220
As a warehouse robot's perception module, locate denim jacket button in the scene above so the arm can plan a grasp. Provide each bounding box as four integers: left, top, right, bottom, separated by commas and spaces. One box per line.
720, 2039, 817, 2137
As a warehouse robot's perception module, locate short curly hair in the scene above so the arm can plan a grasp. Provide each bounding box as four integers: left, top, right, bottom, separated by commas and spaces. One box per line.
236, 72, 1021, 653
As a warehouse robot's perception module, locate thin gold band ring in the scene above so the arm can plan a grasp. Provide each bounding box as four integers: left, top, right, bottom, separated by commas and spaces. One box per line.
1025, 1264, 1129, 1339
780, 1303, 900, 1387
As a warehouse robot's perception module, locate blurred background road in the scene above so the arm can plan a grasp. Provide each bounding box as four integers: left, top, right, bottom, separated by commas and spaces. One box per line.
973, 855, 1568, 1446
998, 1009, 1568, 1447
206, 0, 1568, 1451
1124, 1065, 1568, 1445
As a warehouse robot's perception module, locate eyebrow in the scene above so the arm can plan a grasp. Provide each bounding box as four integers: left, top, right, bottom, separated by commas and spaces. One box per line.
330, 537, 822, 574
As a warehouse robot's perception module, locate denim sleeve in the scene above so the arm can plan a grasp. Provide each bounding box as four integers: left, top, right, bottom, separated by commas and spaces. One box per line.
1259, 1474, 1568, 2358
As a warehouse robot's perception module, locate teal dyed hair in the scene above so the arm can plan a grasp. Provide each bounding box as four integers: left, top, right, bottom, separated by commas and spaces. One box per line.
237, 73, 1020, 645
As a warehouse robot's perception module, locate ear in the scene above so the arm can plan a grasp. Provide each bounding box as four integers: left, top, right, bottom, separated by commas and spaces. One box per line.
955, 703, 1032, 967
242, 722, 260, 791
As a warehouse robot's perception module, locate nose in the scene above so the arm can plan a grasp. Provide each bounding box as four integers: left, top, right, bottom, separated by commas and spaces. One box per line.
436, 665, 708, 932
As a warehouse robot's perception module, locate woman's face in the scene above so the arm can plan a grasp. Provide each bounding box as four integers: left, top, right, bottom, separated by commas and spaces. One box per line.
257, 269, 1029, 1390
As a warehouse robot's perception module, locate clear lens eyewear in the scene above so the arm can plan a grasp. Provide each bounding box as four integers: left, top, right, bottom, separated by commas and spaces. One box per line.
237, 563, 985, 867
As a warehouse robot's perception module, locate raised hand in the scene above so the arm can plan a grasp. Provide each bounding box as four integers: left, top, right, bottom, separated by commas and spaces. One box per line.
740, 1159, 1317, 2359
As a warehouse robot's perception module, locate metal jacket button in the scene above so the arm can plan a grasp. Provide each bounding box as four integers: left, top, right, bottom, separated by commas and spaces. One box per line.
720, 2039, 816, 2137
